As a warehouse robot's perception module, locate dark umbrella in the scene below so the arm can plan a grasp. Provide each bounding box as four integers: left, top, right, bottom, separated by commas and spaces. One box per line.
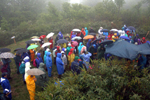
14, 48, 23, 52
16, 48, 27, 54
101, 29, 109, 32
92, 39, 101, 44
99, 40, 113, 46
120, 36, 130, 40
89, 33, 96, 36
0, 48, 11, 53
57, 39, 68, 44
25, 40, 35, 44
127, 26, 136, 31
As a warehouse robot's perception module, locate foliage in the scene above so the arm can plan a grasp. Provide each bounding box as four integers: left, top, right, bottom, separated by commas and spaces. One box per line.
37, 58, 150, 100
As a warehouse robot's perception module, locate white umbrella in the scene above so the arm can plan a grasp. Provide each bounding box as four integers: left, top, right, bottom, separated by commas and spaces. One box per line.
41, 42, 52, 48
31, 38, 41, 41
72, 36, 82, 40
46, 32, 55, 39
0, 52, 15, 58
27, 68, 45, 75
72, 29, 81, 32
110, 29, 118, 32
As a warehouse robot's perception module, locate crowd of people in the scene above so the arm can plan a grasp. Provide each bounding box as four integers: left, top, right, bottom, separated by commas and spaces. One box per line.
0, 25, 150, 100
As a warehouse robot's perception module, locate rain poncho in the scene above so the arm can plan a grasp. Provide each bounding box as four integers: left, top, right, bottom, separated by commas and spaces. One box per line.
46, 52, 52, 77
61, 43, 67, 48
44, 51, 48, 64
21, 52, 30, 59
61, 54, 67, 69
19, 62, 25, 74
68, 48, 75, 66
26, 75, 36, 100
0, 77, 12, 99
2, 58, 11, 78
48, 37, 53, 49
37, 48, 44, 60
66, 43, 72, 55
35, 53, 43, 68
29, 49, 35, 62
14, 54, 21, 74
36, 63, 48, 87
86, 39, 92, 51
24, 57, 31, 80
78, 42, 84, 55
81, 28, 86, 36
56, 53, 64, 75
80, 52, 92, 69
58, 31, 63, 39
71, 60, 80, 74
85, 27, 88, 36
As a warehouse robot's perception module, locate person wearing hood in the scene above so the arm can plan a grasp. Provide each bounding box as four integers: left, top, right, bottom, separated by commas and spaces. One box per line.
78, 42, 84, 55
89, 27, 95, 33
24, 56, 31, 80
46, 52, 52, 77
67, 43, 72, 55
29, 49, 35, 63
88, 44, 96, 62
21, 52, 30, 60
98, 27, 103, 37
2, 58, 11, 79
48, 37, 53, 49
61, 43, 67, 48
133, 34, 139, 43
56, 53, 64, 78
138, 39, 142, 45
0, 72, 12, 100
44, 51, 48, 64
37, 48, 44, 60
26, 75, 36, 100
58, 31, 63, 40
14, 53, 21, 74
68, 48, 75, 69
36, 63, 48, 88
97, 45, 105, 60
61, 51, 67, 71
81, 28, 86, 36
86, 39, 92, 51
85, 27, 88, 36
35, 53, 43, 68
53, 48, 57, 65
19, 61, 26, 84
71, 56, 80, 75
141, 37, 147, 44
112, 36, 116, 42
55, 46, 61, 57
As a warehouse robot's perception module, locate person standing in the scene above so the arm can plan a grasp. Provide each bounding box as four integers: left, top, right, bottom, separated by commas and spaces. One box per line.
66, 43, 72, 55
85, 27, 88, 36
24, 56, 31, 80
19, 61, 26, 84
0, 72, 12, 100
46, 52, 52, 77
29, 49, 35, 63
56, 53, 64, 78
68, 48, 75, 70
35, 53, 43, 68
61, 51, 67, 72
14, 53, 21, 74
71, 56, 80, 75
48, 37, 53, 49
2, 58, 11, 79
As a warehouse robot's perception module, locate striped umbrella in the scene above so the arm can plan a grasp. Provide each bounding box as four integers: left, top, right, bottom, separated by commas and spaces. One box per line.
0, 52, 15, 58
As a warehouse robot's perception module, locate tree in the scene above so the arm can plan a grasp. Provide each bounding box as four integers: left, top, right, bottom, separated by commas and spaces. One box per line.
0, 17, 10, 30
114, 0, 125, 12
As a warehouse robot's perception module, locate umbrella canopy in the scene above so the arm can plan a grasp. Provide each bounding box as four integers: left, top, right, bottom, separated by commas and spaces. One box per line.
120, 36, 130, 40
0, 48, 11, 53
99, 40, 113, 46
127, 26, 136, 31
83, 35, 94, 40
27, 45, 38, 50
14, 48, 23, 52
72, 29, 81, 32
105, 40, 139, 60
101, 29, 109, 32
92, 38, 101, 44
31, 38, 41, 41
39, 35, 46, 39
72, 36, 82, 40
27, 68, 45, 75
46, 32, 54, 39
16, 48, 27, 54
110, 29, 118, 32
89, 33, 96, 36
57, 39, 68, 44
72, 41, 78, 46
31, 36, 39, 39
25, 40, 35, 44
0, 52, 15, 58
41, 42, 52, 48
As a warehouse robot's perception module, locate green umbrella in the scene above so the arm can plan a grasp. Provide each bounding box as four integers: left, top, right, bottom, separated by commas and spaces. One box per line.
27, 45, 38, 50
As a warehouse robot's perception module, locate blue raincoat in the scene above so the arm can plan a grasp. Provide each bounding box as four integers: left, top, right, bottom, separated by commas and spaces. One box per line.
80, 52, 92, 69
71, 60, 80, 74
56, 53, 64, 75
21, 52, 30, 59
58, 31, 63, 39
78, 42, 84, 55
46, 52, 52, 77
85, 27, 88, 36
35, 53, 43, 68
0, 77, 12, 99
86, 39, 91, 51
44, 51, 48, 64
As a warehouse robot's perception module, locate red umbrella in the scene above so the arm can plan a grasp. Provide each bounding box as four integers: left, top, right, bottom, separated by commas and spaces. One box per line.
39, 35, 46, 39
72, 41, 78, 46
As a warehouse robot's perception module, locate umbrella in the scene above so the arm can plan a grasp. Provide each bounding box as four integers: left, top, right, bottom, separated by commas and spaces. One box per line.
57, 39, 68, 44
101, 29, 109, 32
72, 29, 81, 32
83, 35, 94, 40
31, 38, 41, 41
120, 36, 130, 40
99, 40, 113, 46
27, 68, 45, 75
25, 40, 35, 44
110, 29, 118, 32
16, 49, 27, 54
27, 45, 38, 50
92, 39, 101, 44
0, 52, 15, 58
72, 41, 78, 46
46, 32, 54, 39
41, 42, 52, 48
72, 36, 82, 40
31, 36, 39, 39
0, 48, 11, 53
39, 35, 46, 39
89, 33, 96, 36
127, 26, 136, 31
14, 48, 23, 52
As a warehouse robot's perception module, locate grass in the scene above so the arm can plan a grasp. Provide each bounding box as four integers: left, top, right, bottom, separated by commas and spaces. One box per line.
0, 36, 59, 100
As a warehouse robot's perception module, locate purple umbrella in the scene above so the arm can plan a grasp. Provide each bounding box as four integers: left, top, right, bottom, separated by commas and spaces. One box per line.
120, 36, 130, 40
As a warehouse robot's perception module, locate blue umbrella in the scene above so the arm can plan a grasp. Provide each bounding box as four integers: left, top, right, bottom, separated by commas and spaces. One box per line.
127, 26, 136, 31
101, 29, 109, 32
120, 36, 130, 40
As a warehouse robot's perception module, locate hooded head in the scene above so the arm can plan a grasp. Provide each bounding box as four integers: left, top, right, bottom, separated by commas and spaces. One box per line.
57, 53, 62, 58
24, 56, 30, 63
88, 39, 91, 43
138, 39, 141, 42
100, 27, 103, 29
46, 48, 50, 52
39, 63, 45, 68
129, 36, 132, 39
68, 48, 74, 55
37, 53, 41, 58
82, 28, 84, 31
142, 37, 145, 40
75, 56, 79, 60
92, 44, 96, 49
2, 72, 7, 78
85, 27, 87, 30
68, 43, 71, 47
79, 42, 83, 46
47, 52, 51, 57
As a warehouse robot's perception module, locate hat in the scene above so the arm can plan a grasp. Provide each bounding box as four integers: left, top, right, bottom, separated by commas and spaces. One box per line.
46, 48, 50, 52
114, 33, 117, 36
100, 27, 103, 29
75, 56, 79, 60
61, 51, 65, 54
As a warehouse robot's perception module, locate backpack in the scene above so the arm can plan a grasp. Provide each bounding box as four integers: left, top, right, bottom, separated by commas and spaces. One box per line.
33, 58, 39, 67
